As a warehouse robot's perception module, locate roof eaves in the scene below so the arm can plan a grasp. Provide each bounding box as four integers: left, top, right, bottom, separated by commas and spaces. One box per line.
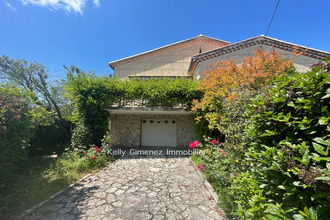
188, 35, 330, 76
108, 35, 230, 70
260, 35, 330, 55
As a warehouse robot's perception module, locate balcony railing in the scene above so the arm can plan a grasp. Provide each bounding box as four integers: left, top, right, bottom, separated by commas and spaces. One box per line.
110, 99, 188, 109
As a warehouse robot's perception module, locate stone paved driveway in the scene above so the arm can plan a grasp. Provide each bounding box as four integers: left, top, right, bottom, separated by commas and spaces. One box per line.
22, 156, 226, 220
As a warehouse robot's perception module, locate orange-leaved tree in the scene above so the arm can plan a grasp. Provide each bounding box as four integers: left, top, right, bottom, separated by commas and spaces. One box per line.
192, 48, 299, 134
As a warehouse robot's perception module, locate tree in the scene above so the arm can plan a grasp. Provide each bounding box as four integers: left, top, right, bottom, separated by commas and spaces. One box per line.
192, 48, 297, 133
0, 86, 34, 189
0, 55, 70, 141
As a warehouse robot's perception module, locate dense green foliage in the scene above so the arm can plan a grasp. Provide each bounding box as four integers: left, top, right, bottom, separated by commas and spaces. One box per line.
29, 121, 72, 155
120, 77, 202, 108
65, 70, 116, 148
0, 60, 112, 217
241, 59, 330, 219
193, 58, 330, 219
0, 56, 71, 142
48, 137, 115, 182
65, 69, 202, 149
0, 55, 73, 158
0, 86, 34, 193
191, 137, 246, 213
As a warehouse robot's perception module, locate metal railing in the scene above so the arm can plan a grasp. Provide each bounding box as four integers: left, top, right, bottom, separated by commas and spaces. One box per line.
111, 99, 188, 109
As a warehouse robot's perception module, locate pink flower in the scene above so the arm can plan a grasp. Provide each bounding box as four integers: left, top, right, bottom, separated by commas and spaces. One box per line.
198, 165, 203, 171
189, 143, 196, 149
93, 156, 96, 160
96, 147, 101, 152
211, 139, 216, 144
85, 152, 87, 155
189, 140, 200, 149
223, 152, 227, 155
195, 152, 200, 156
220, 150, 223, 153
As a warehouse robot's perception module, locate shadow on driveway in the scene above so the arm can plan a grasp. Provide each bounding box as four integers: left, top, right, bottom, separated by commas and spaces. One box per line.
20, 146, 225, 220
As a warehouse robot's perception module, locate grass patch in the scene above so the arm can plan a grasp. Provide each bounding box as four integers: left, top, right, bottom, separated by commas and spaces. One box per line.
0, 151, 115, 218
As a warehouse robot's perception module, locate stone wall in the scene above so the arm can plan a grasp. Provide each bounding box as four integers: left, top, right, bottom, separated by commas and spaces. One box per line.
176, 114, 196, 147
109, 114, 195, 148
193, 44, 321, 79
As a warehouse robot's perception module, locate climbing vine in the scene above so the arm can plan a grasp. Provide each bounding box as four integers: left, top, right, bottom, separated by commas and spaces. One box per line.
65, 70, 202, 148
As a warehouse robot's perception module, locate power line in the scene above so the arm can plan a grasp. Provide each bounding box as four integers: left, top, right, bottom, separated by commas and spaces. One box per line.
265, 0, 281, 36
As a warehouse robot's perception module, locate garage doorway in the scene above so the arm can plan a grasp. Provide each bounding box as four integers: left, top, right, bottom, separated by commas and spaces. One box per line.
141, 119, 177, 147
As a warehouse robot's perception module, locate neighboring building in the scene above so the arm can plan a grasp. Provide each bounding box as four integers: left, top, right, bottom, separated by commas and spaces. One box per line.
107, 35, 329, 148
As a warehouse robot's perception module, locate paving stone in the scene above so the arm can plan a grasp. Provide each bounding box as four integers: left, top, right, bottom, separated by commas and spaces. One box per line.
71, 207, 84, 215
131, 211, 152, 220
87, 208, 106, 217
57, 207, 73, 215
94, 191, 107, 199
105, 187, 117, 194
104, 204, 114, 213
153, 215, 165, 220
112, 201, 123, 208
106, 194, 117, 204
95, 199, 107, 207
54, 214, 74, 220
21, 156, 226, 219
52, 195, 66, 203
64, 202, 76, 209
114, 189, 125, 196
47, 203, 64, 212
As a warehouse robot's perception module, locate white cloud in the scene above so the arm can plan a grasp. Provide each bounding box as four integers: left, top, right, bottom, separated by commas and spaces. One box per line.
19, 0, 100, 14
93, 0, 99, 7
4, 1, 17, 11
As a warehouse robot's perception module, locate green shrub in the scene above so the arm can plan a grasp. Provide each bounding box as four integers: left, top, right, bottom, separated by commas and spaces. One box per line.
192, 58, 330, 219
229, 172, 268, 218
48, 140, 114, 182
0, 86, 36, 214
0, 87, 33, 185
29, 120, 71, 155
71, 123, 93, 150
191, 137, 247, 215
244, 58, 330, 219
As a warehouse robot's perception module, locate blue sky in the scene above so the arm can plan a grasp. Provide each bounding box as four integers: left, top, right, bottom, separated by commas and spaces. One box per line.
1, 0, 330, 78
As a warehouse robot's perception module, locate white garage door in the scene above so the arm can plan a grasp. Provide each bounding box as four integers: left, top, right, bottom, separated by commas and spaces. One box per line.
141, 119, 177, 147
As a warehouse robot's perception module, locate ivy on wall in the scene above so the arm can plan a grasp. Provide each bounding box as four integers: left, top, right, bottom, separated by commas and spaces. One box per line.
65, 70, 202, 148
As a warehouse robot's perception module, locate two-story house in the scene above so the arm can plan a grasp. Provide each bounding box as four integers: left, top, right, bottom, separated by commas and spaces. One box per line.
107, 35, 329, 148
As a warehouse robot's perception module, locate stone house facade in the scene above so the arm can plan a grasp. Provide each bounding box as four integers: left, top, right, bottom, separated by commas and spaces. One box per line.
107, 35, 329, 148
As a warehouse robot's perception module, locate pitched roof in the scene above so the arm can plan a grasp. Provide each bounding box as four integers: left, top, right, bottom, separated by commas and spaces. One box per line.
188, 35, 330, 76
108, 35, 230, 70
